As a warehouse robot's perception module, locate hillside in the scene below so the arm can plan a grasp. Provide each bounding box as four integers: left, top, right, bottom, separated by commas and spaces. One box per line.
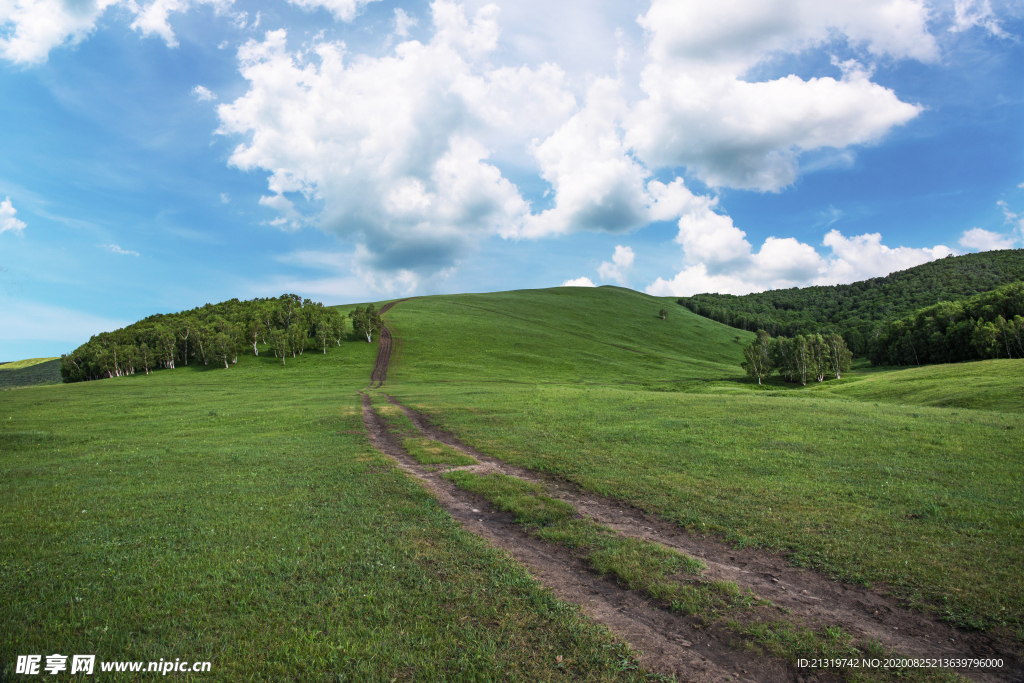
0, 358, 62, 390
676, 249, 1024, 354
812, 358, 1024, 412
382, 286, 752, 386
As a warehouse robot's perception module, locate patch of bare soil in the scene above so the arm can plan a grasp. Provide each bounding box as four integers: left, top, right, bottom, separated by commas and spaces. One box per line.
361, 393, 805, 682
383, 394, 1023, 683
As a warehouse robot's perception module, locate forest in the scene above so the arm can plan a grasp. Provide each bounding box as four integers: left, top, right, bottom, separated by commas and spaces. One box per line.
677, 249, 1024, 355
867, 280, 1024, 366
58, 295, 373, 383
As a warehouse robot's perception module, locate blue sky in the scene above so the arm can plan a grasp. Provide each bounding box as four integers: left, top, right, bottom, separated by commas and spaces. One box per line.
1, 0, 1023, 360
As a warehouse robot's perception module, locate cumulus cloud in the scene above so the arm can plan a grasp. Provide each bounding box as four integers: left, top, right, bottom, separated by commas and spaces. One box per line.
192, 85, 217, 101
597, 245, 634, 285
646, 202, 956, 296
0, 0, 119, 63
217, 5, 577, 272
101, 243, 140, 255
0, 197, 26, 234
625, 0, 928, 191
212, 0, 966, 292
958, 227, 1018, 251
561, 276, 596, 287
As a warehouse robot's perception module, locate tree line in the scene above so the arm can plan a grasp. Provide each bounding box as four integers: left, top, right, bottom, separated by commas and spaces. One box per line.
59, 295, 380, 383
742, 330, 853, 386
867, 281, 1024, 366
678, 249, 1024, 356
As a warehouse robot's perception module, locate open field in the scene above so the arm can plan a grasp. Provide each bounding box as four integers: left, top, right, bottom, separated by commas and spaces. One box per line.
2, 286, 1022, 681
379, 289, 1024, 634
1, 343, 658, 681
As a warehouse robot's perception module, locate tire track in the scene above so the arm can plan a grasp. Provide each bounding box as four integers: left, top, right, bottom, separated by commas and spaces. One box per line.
360, 392, 798, 683
381, 394, 1023, 683
370, 298, 414, 387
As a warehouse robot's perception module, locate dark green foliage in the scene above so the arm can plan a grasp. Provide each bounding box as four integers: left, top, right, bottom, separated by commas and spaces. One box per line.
677, 249, 1024, 355
868, 281, 1024, 366
59, 295, 347, 383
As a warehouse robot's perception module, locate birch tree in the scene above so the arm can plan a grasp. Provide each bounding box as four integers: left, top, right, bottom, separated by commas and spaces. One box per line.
741, 330, 775, 385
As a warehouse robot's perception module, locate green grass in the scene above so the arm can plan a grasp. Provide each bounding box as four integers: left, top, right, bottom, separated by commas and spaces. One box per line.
809, 359, 1024, 412
374, 289, 1023, 634
0, 357, 59, 370
1, 344, 663, 682
441, 470, 739, 614
0, 358, 62, 390
4, 284, 1022, 681
384, 286, 751, 386
402, 437, 477, 466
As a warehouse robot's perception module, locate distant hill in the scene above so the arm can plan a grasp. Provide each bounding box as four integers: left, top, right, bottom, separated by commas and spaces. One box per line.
0, 358, 62, 390
675, 249, 1024, 355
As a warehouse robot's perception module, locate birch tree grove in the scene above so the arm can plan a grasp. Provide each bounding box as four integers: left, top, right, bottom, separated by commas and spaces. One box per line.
741, 330, 852, 386
60, 294, 352, 383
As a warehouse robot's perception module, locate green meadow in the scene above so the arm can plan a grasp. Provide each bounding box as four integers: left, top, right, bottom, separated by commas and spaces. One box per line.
1, 343, 655, 682
379, 287, 1024, 634
2, 285, 1022, 681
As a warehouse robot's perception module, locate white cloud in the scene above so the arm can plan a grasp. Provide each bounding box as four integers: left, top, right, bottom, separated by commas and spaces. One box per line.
0, 197, 26, 234
217, 5, 576, 272
220, 192, 230, 203
997, 199, 1024, 233
192, 85, 217, 101
129, 0, 232, 48
0, 0, 119, 64
597, 245, 634, 285
958, 227, 1018, 251
625, 0, 928, 191
100, 244, 140, 256
561, 276, 596, 287
950, 0, 1007, 37
212, 0, 965, 290
394, 7, 417, 37
284, 0, 379, 23
646, 202, 956, 296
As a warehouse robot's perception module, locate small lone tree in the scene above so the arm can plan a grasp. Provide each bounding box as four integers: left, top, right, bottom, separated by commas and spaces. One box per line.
658, 308, 667, 320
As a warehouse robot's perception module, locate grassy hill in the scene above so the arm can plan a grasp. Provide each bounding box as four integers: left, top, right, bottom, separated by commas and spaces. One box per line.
384, 286, 751, 386
0, 335, 650, 682
676, 249, 1024, 353
809, 358, 1024, 412
380, 288, 1023, 634
2, 285, 1022, 681
0, 357, 61, 390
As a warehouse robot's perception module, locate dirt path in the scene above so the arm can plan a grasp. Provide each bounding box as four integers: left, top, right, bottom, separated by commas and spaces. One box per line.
361, 392, 804, 683
380, 394, 1023, 683
370, 298, 414, 386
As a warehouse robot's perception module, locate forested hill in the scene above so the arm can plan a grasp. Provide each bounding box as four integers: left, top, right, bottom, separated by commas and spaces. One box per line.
676, 249, 1024, 355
